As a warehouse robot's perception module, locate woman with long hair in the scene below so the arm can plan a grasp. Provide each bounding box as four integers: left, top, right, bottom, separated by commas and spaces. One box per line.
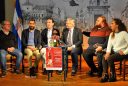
100, 18, 128, 82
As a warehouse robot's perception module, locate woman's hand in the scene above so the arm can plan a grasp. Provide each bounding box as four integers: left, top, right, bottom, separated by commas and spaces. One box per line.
104, 52, 110, 60
119, 50, 125, 55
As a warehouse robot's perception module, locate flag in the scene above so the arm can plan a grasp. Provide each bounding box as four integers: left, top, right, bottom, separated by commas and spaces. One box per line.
12, 0, 23, 51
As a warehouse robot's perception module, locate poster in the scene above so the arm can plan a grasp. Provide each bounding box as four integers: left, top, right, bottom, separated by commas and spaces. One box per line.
46, 47, 62, 70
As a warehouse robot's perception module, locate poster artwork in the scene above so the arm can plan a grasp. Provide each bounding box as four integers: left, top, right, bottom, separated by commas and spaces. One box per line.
46, 47, 62, 70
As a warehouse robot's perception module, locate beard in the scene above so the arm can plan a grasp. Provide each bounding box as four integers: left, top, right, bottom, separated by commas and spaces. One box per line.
95, 25, 101, 28
29, 26, 35, 30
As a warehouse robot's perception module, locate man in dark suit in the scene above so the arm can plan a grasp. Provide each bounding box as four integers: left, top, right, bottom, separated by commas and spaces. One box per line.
40, 18, 60, 74
22, 18, 41, 76
61, 18, 83, 76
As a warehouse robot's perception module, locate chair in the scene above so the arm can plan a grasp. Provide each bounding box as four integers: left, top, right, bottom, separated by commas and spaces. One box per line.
122, 57, 128, 81
93, 54, 122, 76
6, 54, 16, 71
22, 55, 38, 73
114, 61, 122, 75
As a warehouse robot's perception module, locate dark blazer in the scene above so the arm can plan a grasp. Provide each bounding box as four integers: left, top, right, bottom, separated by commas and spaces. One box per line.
61, 27, 83, 48
22, 28, 41, 50
41, 28, 59, 47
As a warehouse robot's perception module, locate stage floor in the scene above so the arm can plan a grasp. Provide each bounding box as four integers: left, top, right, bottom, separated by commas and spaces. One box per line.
0, 57, 128, 86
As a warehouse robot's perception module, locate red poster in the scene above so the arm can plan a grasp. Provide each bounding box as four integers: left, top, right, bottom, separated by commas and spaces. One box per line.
46, 47, 62, 70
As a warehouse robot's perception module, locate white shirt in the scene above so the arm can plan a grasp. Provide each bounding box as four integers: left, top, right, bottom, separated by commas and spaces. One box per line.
107, 31, 128, 55
47, 29, 52, 44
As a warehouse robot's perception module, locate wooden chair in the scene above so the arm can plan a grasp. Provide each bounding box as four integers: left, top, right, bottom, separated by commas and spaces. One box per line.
22, 55, 38, 74
122, 57, 128, 81
6, 54, 16, 71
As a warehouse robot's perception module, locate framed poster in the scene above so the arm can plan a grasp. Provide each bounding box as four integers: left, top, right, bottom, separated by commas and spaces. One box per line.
46, 47, 62, 70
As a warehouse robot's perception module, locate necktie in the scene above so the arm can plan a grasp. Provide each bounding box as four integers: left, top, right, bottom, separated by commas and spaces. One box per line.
67, 29, 72, 46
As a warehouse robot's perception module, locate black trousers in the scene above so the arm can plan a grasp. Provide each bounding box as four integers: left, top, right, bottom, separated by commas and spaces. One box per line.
102, 53, 127, 74
83, 48, 104, 73
68, 47, 82, 71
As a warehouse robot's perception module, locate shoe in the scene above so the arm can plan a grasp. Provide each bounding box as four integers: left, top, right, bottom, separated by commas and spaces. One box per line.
1, 70, 6, 78
71, 70, 76, 76
30, 67, 36, 77
97, 68, 103, 77
100, 73, 109, 83
108, 73, 116, 82
42, 68, 48, 75
15, 69, 21, 74
56, 70, 62, 75
86, 70, 95, 77
97, 72, 102, 77
12, 68, 21, 74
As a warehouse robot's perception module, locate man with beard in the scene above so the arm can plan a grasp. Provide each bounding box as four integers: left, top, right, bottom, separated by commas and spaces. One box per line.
82, 16, 111, 77
22, 18, 41, 77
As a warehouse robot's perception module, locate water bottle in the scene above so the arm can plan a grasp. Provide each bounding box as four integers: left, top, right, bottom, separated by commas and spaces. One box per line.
48, 38, 53, 47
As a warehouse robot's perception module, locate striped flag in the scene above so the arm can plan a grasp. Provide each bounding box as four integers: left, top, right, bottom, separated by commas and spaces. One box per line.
12, 0, 23, 51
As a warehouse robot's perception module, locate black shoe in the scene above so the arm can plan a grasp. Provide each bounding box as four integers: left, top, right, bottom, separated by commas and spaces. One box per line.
108, 73, 116, 82
97, 68, 103, 77
43, 68, 48, 75
71, 70, 76, 76
100, 73, 109, 83
56, 70, 62, 75
12, 68, 21, 74
1, 70, 6, 78
86, 70, 95, 76
97, 72, 102, 77
15, 69, 21, 74
30, 67, 36, 77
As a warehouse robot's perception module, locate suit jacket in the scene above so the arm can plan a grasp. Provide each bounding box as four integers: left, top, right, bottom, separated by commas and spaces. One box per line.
41, 28, 59, 47
22, 28, 41, 50
61, 27, 83, 48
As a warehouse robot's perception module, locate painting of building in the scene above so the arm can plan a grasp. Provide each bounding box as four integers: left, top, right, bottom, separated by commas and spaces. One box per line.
20, 0, 128, 31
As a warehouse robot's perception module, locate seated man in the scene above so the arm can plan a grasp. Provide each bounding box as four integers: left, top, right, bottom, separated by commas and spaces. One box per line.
40, 18, 60, 75
22, 18, 41, 76
61, 18, 83, 76
82, 16, 111, 77
0, 20, 23, 78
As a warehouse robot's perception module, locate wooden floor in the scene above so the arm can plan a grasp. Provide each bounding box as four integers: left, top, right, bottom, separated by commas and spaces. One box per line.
0, 57, 128, 86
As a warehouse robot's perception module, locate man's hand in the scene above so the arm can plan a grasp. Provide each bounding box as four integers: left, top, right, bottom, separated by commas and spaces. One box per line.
67, 46, 72, 51
7, 47, 15, 52
27, 46, 36, 51
95, 46, 103, 52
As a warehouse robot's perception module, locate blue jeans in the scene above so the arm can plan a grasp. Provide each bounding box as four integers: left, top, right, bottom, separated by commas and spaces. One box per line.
0, 49, 23, 71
